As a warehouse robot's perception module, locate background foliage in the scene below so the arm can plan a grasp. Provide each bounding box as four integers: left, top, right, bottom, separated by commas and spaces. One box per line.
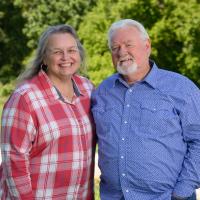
0, 0, 200, 87
1, 0, 200, 126
79, 0, 200, 86
0, 0, 30, 84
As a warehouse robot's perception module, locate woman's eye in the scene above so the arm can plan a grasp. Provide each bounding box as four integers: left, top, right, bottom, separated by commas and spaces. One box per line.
68, 49, 77, 54
55, 51, 62, 54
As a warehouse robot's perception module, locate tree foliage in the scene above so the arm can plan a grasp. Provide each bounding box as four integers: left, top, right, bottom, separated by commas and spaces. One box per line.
0, 0, 96, 84
78, 0, 200, 86
149, 0, 200, 86
0, 0, 200, 87
14, 0, 97, 49
0, 0, 29, 83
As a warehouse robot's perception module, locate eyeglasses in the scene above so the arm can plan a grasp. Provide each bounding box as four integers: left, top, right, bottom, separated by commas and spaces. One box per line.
47, 46, 79, 56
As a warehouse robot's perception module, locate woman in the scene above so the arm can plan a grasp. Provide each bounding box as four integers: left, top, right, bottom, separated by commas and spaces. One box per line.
0, 24, 95, 199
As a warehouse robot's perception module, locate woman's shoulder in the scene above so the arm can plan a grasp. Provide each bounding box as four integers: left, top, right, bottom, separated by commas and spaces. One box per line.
73, 74, 94, 90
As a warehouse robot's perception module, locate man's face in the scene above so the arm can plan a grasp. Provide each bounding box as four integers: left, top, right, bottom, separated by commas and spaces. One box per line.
110, 26, 151, 77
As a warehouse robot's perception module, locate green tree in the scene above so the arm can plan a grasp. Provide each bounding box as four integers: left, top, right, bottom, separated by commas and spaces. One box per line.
150, 0, 200, 86
79, 0, 200, 86
0, 0, 97, 84
14, 0, 97, 49
1, 0, 200, 87
0, 0, 29, 83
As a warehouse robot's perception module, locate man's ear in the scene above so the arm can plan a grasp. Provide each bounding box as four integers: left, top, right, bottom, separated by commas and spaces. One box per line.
146, 38, 151, 56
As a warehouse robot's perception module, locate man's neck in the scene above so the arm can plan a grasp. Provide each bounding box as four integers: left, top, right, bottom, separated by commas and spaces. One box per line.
123, 65, 151, 85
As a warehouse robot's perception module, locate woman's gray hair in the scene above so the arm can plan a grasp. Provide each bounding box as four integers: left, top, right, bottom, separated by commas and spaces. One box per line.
108, 19, 149, 50
18, 24, 85, 82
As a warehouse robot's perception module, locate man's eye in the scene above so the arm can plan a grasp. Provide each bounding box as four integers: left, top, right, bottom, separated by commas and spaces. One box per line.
111, 46, 119, 51
126, 44, 134, 48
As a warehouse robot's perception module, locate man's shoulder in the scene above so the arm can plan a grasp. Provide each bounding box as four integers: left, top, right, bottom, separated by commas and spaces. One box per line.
156, 68, 199, 94
97, 73, 118, 89
158, 68, 186, 80
92, 73, 117, 98
158, 68, 194, 85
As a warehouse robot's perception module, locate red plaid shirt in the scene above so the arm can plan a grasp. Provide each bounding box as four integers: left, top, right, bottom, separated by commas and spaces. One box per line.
0, 70, 95, 200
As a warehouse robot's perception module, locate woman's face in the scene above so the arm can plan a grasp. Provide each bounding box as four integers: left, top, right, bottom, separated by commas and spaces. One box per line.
44, 33, 81, 82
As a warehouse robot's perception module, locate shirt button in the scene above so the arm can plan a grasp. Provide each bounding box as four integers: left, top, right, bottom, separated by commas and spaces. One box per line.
126, 189, 129, 193
124, 121, 127, 124
122, 138, 125, 141
126, 104, 130, 107
122, 173, 126, 177
129, 89, 132, 92
121, 156, 124, 159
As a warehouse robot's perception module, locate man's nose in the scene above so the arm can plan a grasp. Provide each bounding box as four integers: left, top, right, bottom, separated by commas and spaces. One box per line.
118, 45, 128, 56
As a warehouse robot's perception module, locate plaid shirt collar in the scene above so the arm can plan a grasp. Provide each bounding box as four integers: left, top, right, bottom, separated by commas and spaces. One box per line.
37, 70, 85, 102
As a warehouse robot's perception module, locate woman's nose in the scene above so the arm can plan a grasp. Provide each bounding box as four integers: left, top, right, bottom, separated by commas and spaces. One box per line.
61, 51, 70, 60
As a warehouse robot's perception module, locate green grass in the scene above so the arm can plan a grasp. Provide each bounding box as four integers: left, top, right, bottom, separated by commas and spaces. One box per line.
95, 179, 100, 199
0, 97, 7, 117
0, 82, 13, 120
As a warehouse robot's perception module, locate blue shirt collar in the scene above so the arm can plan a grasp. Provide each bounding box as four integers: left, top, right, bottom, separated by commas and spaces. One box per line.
143, 61, 159, 89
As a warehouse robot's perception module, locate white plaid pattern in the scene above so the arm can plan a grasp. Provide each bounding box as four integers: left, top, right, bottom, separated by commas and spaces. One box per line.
0, 70, 95, 199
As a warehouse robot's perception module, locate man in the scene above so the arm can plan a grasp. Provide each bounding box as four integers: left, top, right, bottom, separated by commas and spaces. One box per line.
92, 19, 200, 200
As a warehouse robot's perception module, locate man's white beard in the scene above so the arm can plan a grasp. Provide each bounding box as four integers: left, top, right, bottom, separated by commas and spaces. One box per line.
117, 61, 138, 75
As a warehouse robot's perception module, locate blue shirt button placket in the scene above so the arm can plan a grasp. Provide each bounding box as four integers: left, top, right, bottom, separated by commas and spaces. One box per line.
120, 87, 132, 198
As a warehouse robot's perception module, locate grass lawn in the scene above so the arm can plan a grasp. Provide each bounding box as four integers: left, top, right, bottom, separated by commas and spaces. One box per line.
0, 96, 7, 118
95, 179, 100, 200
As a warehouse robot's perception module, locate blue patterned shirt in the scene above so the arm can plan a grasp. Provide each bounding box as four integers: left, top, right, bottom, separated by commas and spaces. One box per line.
92, 62, 200, 200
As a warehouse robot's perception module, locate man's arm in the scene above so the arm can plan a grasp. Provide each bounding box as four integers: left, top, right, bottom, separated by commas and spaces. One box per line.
173, 83, 200, 198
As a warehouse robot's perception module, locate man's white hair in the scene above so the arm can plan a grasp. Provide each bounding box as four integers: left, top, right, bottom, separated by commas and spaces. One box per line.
108, 19, 149, 50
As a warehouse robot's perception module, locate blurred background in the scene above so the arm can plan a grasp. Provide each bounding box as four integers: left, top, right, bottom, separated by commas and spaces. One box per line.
0, 0, 200, 199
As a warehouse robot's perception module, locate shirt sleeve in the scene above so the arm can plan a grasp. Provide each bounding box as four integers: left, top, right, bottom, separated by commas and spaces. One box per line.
1, 92, 36, 199
173, 83, 200, 197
